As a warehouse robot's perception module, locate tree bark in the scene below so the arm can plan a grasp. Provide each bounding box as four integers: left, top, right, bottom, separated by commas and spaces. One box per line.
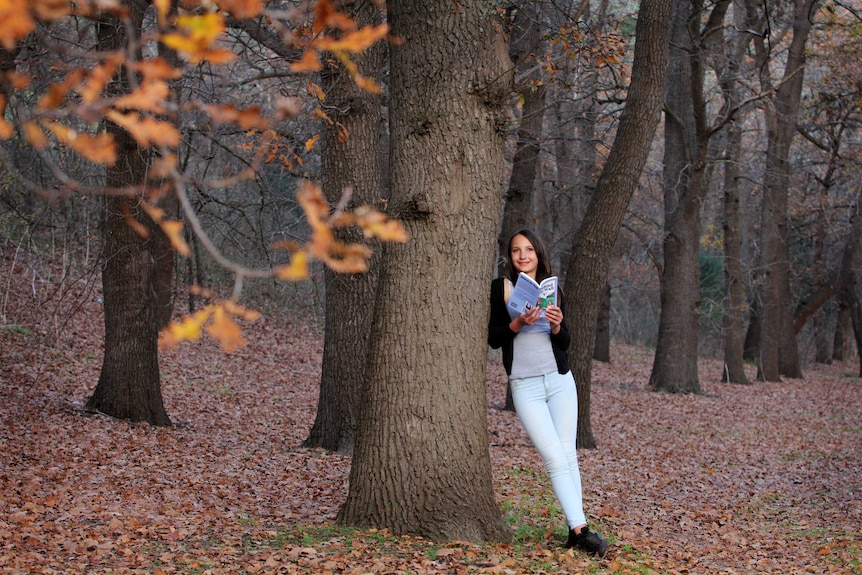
338, 0, 513, 542
86, 3, 173, 426
303, 0, 386, 454
837, 195, 862, 377
754, 0, 821, 381
563, 0, 674, 447
709, 0, 750, 384
593, 283, 611, 363
649, 0, 704, 394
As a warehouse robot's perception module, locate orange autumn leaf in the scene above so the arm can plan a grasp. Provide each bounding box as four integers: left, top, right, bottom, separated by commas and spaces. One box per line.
307, 82, 326, 101
290, 50, 321, 73
159, 306, 213, 350
0, 0, 34, 50
314, 24, 389, 54
354, 74, 383, 94
352, 205, 409, 242
131, 58, 184, 82
204, 104, 269, 130
153, 0, 170, 25
323, 241, 372, 274
216, 0, 263, 19
305, 134, 319, 151
140, 201, 191, 257
223, 300, 261, 322
206, 304, 245, 353
312, 0, 355, 33
275, 249, 310, 280
160, 13, 234, 64
106, 110, 181, 148
0, 118, 12, 140
78, 55, 123, 104
46, 122, 117, 165
161, 220, 191, 257
296, 182, 335, 261
23, 121, 48, 148
114, 81, 170, 113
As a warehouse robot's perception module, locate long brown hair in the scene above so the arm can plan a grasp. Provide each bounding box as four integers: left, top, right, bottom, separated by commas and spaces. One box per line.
506, 228, 552, 284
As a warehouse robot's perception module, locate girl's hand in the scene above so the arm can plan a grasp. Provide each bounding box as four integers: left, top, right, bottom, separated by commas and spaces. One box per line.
511, 305, 541, 332
545, 304, 563, 334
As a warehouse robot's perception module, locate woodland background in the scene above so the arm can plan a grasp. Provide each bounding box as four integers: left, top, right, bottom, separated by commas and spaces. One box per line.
2, 250, 861, 574
2, 0, 862, 572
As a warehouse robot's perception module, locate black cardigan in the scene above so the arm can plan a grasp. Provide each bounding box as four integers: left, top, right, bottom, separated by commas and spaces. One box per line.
487, 276, 571, 376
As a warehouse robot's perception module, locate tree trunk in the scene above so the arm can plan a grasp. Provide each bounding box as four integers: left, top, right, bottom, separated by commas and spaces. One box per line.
85, 4, 172, 426
303, 0, 386, 454
338, 0, 513, 542
755, 0, 821, 381
498, 2, 547, 413
837, 195, 862, 377
563, 0, 674, 447
593, 283, 611, 363
743, 296, 760, 363
720, 118, 749, 384
711, 0, 750, 384
497, 1, 546, 278
649, 0, 704, 394
833, 305, 850, 362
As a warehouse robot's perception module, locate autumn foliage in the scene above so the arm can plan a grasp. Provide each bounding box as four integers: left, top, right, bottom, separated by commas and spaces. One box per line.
0, 0, 402, 352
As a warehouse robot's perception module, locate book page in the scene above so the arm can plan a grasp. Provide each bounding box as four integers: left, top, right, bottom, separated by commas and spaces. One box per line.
538, 277, 558, 309
507, 273, 540, 314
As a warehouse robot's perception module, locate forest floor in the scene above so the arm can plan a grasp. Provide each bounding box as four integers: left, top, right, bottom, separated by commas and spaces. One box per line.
1, 250, 861, 575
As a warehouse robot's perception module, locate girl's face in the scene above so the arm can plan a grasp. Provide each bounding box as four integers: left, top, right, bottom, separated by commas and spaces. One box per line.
510, 234, 538, 278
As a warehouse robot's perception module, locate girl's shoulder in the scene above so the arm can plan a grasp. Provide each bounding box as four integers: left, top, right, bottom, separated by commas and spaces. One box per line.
491, 276, 512, 302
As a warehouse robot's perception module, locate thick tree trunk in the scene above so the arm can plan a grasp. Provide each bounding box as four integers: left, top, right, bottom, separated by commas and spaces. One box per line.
303, 0, 385, 454
755, 0, 821, 381
712, 0, 749, 384
563, 0, 674, 447
721, 119, 749, 383
85, 4, 172, 426
649, 0, 703, 394
338, 0, 513, 542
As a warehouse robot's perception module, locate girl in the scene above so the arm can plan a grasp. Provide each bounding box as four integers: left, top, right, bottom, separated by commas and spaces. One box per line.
488, 229, 608, 557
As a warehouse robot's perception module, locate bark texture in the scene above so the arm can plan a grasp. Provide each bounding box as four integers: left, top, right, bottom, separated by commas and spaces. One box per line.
754, 0, 821, 381
649, 0, 703, 394
86, 4, 173, 426
563, 0, 674, 447
303, 0, 386, 454
338, 0, 513, 542
713, 0, 751, 384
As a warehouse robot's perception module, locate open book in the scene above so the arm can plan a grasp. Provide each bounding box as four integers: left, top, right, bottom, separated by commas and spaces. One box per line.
507, 273, 558, 316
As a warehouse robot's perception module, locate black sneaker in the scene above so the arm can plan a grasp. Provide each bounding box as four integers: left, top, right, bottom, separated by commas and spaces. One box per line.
564, 526, 608, 557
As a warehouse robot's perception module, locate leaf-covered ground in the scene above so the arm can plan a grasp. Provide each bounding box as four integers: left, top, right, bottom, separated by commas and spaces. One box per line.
2, 252, 861, 574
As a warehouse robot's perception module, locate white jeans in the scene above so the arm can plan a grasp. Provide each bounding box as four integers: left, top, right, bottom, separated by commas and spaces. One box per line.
510, 370, 586, 529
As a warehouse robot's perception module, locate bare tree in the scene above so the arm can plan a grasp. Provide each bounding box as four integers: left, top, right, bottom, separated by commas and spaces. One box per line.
302, 0, 387, 454
563, 0, 675, 447
85, 1, 173, 425
753, 0, 822, 381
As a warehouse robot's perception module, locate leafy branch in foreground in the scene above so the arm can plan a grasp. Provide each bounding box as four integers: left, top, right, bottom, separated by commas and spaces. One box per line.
0, 0, 400, 352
